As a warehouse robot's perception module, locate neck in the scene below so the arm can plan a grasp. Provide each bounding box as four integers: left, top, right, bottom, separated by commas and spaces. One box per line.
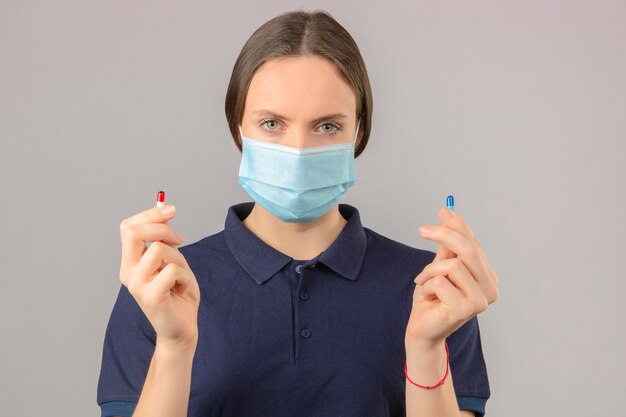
242, 202, 348, 261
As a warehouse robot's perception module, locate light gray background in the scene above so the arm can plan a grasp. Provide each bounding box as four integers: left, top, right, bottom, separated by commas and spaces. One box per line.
1, 1, 625, 416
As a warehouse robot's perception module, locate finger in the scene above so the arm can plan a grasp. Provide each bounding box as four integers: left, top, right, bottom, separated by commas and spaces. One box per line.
120, 224, 185, 283
130, 222, 184, 247
429, 207, 472, 262
491, 267, 499, 284
437, 207, 498, 286
143, 262, 192, 302
418, 224, 494, 291
422, 207, 457, 263
416, 257, 487, 312
125, 204, 177, 228
437, 207, 478, 247
120, 206, 182, 269
418, 275, 467, 321
128, 241, 190, 293
432, 238, 456, 263
429, 229, 456, 263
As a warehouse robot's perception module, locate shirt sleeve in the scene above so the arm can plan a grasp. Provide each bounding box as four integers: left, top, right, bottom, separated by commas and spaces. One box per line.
96, 283, 157, 414
99, 400, 137, 417
446, 315, 491, 417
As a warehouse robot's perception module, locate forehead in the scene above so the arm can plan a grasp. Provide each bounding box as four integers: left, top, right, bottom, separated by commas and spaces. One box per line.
245, 55, 356, 116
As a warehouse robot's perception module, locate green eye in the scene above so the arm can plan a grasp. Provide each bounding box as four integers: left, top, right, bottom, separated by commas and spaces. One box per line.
262, 119, 279, 130
320, 123, 341, 134
321, 123, 334, 132
259, 119, 342, 134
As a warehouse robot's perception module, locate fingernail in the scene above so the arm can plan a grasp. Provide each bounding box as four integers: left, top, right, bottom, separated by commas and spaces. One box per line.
160, 205, 175, 216
442, 208, 454, 219
176, 233, 185, 242
419, 226, 434, 234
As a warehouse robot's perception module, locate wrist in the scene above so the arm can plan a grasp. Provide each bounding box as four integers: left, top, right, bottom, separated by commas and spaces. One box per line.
405, 336, 445, 353
404, 339, 448, 387
156, 335, 198, 357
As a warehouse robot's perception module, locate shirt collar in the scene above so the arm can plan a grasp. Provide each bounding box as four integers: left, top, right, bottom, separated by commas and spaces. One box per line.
223, 201, 367, 285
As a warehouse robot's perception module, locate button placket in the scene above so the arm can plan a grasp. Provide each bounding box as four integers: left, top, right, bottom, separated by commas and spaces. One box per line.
296, 264, 310, 301
292, 260, 317, 361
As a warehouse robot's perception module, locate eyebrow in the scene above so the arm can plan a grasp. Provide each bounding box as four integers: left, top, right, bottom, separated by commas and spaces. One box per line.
251, 110, 349, 124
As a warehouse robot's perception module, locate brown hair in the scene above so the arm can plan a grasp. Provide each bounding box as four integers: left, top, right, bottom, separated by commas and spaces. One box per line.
224, 9, 373, 158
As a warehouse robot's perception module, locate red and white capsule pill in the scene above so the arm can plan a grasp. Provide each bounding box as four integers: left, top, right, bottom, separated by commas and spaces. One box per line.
156, 191, 165, 207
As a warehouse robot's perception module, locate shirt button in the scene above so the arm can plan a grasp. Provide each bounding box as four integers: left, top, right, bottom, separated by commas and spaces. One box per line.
300, 328, 311, 338
295, 265, 303, 274
299, 290, 310, 300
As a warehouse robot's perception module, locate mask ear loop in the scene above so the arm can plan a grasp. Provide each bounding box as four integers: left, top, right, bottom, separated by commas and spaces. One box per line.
352, 119, 361, 144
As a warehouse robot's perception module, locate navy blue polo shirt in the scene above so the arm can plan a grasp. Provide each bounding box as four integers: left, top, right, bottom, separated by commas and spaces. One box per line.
97, 201, 490, 417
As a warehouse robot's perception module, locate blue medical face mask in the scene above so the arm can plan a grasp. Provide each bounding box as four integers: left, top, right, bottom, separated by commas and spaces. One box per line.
237, 120, 360, 223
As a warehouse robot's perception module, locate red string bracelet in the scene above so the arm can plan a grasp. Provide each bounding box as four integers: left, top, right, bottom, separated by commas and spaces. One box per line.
404, 341, 450, 389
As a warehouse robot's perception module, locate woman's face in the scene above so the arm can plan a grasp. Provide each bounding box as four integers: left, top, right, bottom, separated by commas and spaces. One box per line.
240, 55, 360, 148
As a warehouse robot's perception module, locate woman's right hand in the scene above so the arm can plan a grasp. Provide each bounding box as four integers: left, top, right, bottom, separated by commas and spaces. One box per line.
119, 204, 201, 351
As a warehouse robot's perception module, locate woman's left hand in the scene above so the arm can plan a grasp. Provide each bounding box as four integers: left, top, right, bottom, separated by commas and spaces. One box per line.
405, 207, 499, 350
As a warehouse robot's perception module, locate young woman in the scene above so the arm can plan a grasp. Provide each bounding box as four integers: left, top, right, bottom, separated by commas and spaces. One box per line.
97, 9, 499, 417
